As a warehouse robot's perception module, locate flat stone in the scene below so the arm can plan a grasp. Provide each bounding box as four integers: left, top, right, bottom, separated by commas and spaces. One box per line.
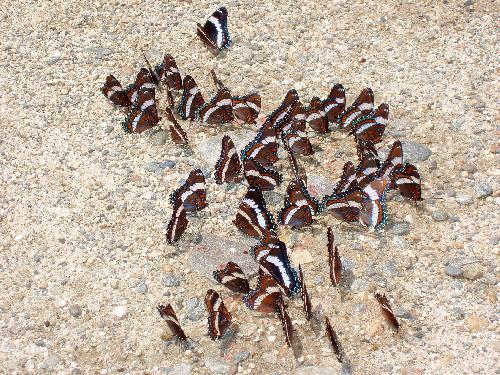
112, 305, 128, 318
85, 47, 114, 59
462, 267, 485, 281
455, 194, 473, 205
159, 160, 176, 170
475, 182, 493, 199
69, 304, 82, 318
445, 264, 463, 278
307, 174, 336, 198
184, 297, 205, 321
48, 51, 62, 65
166, 363, 193, 375
189, 235, 259, 281
389, 222, 410, 236
465, 315, 487, 331
297, 367, 336, 375
150, 130, 168, 145
290, 249, 314, 266
104, 125, 114, 134
204, 356, 230, 374
162, 273, 180, 287
135, 280, 148, 294
431, 211, 448, 222
381, 260, 399, 277
45, 354, 61, 369
461, 162, 477, 173
232, 351, 250, 364
380, 140, 432, 163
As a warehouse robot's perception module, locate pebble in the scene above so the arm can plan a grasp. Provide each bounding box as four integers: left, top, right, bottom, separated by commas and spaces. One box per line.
112, 306, 128, 318
69, 304, 82, 318
135, 280, 148, 294
104, 125, 114, 134
475, 182, 493, 199
380, 141, 431, 163
163, 273, 180, 287
461, 162, 477, 173
297, 367, 335, 375
394, 307, 413, 319
381, 261, 399, 277
204, 356, 230, 374
34, 337, 46, 347
71, 368, 82, 375
159, 160, 176, 169
167, 363, 193, 375
451, 307, 465, 319
150, 130, 168, 145
48, 51, 62, 65
232, 351, 250, 364
465, 315, 487, 331
351, 242, 363, 251
45, 354, 61, 369
455, 194, 473, 205
184, 297, 205, 321
462, 267, 484, 281
445, 264, 463, 278
431, 210, 448, 222
389, 222, 410, 236
290, 249, 314, 265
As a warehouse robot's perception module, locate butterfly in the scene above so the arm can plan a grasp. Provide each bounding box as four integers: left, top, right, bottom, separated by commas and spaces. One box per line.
334, 161, 358, 194
212, 261, 250, 294
393, 163, 423, 201
197, 7, 232, 51
241, 121, 279, 166
214, 135, 242, 184
102, 75, 132, 107
275, 295, 293, 347
278, 101, 307, 135
338, 88, 374, 129
165, 107, 189, 145
282, 130, 314, 156
157, 304, 188, 345
306, 98, 329, 133
122, 88, 160, 133
205, 289, 232, 340
287, 151, 308, 185
251, 236, 300, 296
359, 178, 390, 229
126, 68, 156, 105
356, 140, 379, 162
355, 154, 381, 188
195, 87, 234, 124
278, 179, 320, 229
350, 103, 389, 144
321, 188, 364, 223
233, 185, 276, 239
165, 87, 175, 110
169, 169, 207, 212
322, 83, 346, 123
268, 89, 300, 132
299, 265, 312, 321
232, 93, 262, 124
177, 75, 205, 120
152, 53, 183, 90
166, 199, 188, 244
327, 227, 342, 287
377, 141, 403, 182
243, 270, 282, 313
374, 292, 400, 332
243, 158, 283, 191
325, 317, 342, 363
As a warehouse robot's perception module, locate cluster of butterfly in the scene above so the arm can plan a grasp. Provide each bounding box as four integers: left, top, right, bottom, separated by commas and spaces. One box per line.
100, 5, 420, 360
159, 227, 400, 361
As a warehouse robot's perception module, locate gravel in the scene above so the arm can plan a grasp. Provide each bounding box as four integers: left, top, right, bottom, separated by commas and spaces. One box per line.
150, 129, 168, 145
69, 304, 82, 318
184, 297, 205, 321
162, 273, 181, 287
445, 264, 464, 278
475, 182, 493, 199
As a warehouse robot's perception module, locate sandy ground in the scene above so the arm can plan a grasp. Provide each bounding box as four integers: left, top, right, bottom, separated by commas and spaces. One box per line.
0, 0, 499, 374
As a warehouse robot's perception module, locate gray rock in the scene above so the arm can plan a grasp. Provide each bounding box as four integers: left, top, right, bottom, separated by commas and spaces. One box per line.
382, 261, 399, 277
232, 351, 250, 364
189, 235, 259, 280
445, 264, 463, 278
71, 369, 82, 375
162, 273, 180, 287
145, 162, 163, 173
184, 297, 205, 321
475, 182, 493, 199
48, 51, 62, 65
85, 47, 114, 59
45, 354, 61, 369
431, 210, 448, 222
389, 222, 410, 236
351, 242, 363, 251
104, 125, 114, 134
166, 363, 193, 375
365, 263, 377, 277
353, 303, 367, 312
159, 160, 176, 170
204, 356, 230, 374
455, 194, 473, 205
69, 304, 82, 318
351, 278, 369, 293
394, 307, 413, 319
297, 367, 336, 375
464, 0, 474, 6
308, 174, 336, 199
314, 275, 325, 285
136, 280, 148, 294
451, 307, 465, 319
151, 130, 168, 146
34, 337, 46, 347
401, 141, 432, 162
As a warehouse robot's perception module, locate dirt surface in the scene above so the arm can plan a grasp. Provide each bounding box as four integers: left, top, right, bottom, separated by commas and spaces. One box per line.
0, 0, 498, 374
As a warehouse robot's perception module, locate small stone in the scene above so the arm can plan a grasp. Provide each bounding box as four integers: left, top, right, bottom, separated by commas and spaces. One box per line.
204, 356, 230, 374
48, 51, 62, 65
159, 160, 176, 169
431, 211, 448, 222
352, 242, 363, 251
151, 130, 168, 145
475, 182, 493, 199
86, 47, 114, 59
69, 304, 82, 318
465, 315, 487, 331
461, 162, 477, 173
389, 222, 410, 236
163, 273, 180, 287
184, 297, 205, 321
394, 307, 413, 319
451, 307, 465, 319
455, 194, 473, 205
45, 354, 61, 369
391, 141, 432, 163
290, 249, 314, 265
104, 125, 114, 134
381, 261, 399, 277
464, 0, 474, 6
145, 162, 163, 173
462, 267, 484, 281
232, 351, 250, 364
34, 337, 46, 347
297, 366, 337, 375
314, 275, 325, 285
71, 369, 82, 375
262, 352, 277, 364
168, 363, 193, 375
445, 264, 463, 278
135, 280, 148, 294
112, 305, 128, 318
